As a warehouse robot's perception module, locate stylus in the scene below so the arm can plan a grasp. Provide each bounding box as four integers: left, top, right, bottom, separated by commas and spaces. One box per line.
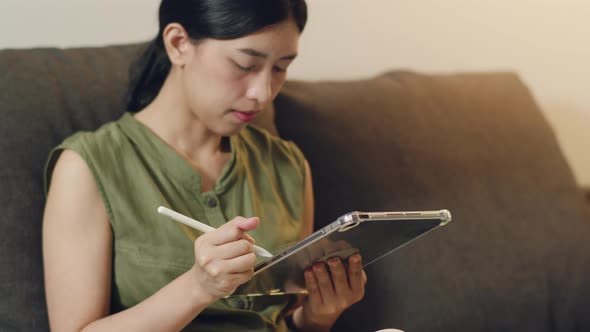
157, 206, 273, 257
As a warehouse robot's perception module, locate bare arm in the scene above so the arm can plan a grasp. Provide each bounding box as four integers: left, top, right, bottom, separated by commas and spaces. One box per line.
43, 150, 257, 332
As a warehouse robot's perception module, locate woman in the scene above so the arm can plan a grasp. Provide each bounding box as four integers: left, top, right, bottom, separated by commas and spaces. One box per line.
42, 1, 366, 331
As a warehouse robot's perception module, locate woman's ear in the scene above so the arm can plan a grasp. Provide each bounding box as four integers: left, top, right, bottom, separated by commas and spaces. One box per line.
162, 23, 192, 67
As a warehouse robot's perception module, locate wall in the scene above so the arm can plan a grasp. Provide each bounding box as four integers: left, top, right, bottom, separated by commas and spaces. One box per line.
1, 0, 588, 187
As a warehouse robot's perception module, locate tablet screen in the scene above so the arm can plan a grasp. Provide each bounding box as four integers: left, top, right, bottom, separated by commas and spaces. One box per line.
233, 210, 450, 296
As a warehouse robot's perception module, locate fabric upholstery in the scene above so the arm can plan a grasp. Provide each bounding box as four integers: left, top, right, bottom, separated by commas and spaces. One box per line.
275, 73, 590, 332
0, 43, 269, 332
1, 45, 141, 331
1, 43, 589, 332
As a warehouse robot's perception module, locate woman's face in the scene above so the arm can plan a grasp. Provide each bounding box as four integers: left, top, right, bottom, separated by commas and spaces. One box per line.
180, 18, 300, 136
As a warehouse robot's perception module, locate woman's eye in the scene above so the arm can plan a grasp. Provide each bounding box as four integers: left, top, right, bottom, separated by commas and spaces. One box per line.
273, 66, 287, 73
235, 63, 256, 72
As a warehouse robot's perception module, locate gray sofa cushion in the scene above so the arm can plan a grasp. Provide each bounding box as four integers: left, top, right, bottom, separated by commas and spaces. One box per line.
275, 73, 590, 331
1, 45, 140, 331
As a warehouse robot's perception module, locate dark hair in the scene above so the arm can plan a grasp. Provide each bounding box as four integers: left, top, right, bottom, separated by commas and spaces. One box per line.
125, 0, 308, 112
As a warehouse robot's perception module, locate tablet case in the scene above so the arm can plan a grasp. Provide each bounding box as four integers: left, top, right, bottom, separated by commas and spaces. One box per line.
233, 209, 451, 296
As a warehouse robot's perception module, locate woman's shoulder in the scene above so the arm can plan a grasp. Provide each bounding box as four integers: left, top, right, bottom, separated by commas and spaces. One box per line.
236, 124, 307, 179
238, 124, 304, 159
44, 115, 130, 191
60, 115, 128, 149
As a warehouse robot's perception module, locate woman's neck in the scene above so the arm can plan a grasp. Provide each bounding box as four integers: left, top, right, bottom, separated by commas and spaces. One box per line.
134, 75, 227, 163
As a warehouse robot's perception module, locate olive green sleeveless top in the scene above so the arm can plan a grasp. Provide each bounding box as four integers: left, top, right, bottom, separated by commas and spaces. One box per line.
44, 113, 306, 331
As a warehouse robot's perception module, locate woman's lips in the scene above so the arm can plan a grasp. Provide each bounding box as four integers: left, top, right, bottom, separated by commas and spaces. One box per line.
232, 110, 259, 123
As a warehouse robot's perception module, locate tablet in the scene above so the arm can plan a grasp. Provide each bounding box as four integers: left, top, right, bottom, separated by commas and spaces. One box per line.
233, 209, 451, 296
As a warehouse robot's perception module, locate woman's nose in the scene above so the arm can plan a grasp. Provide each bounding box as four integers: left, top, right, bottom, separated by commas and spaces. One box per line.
246, 71, 272, 106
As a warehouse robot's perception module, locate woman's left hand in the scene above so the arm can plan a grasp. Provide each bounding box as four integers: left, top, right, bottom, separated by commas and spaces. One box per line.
292, 253, 367, 332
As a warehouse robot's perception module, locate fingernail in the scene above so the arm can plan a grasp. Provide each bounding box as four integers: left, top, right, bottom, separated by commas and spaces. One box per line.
329, 257, 340, 265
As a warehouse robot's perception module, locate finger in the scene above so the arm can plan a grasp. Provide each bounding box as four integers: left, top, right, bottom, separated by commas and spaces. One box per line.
227, 251, 258, 273
333, 240, 352, 251
242, 232, 256, 244
320, 239, 338, 257
304, 269, 323, 307
209, 252, 257, 275
348, 254, 365, 294
313, 263, 336, 304
234, 217, 260, 245
208, 217, 260, 245
327, 257, 351, 296
306, 242, 325, 264
211, 239, 254, 260
297, 246, 314, 270
233, 268, 255, 285
234, 216, 260, 232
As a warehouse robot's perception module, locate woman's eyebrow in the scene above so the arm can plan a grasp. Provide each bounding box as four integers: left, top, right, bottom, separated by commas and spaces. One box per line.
238, 48, 297, 60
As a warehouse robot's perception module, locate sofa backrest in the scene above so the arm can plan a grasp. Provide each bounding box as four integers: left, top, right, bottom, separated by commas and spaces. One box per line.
276, 72, 590, 331
1, 45, 138, 331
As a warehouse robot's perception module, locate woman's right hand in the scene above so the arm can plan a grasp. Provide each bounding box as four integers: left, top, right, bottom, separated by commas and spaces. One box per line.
190, 216, 260, 301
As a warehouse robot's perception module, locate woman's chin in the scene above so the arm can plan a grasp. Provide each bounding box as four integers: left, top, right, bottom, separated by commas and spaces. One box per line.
216, 123, 248, 137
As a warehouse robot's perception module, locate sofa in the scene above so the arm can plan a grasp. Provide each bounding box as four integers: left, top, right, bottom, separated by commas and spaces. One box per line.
1, 43, 590, 332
